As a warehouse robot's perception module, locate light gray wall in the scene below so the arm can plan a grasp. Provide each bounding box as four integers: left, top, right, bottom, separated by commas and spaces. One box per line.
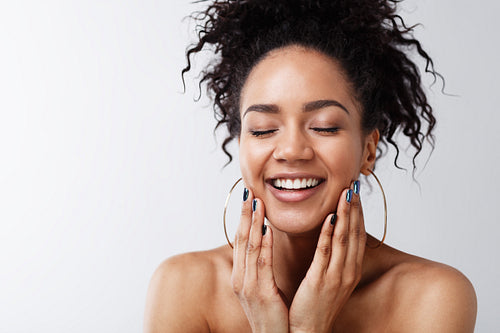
0, 1, 498, 331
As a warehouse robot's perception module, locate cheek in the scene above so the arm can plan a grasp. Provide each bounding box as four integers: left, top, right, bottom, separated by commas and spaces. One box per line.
319, 137, 363, 177
239, 138, 273, 189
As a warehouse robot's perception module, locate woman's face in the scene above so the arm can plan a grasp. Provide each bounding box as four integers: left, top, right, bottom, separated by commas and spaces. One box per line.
239, 46, 378, 235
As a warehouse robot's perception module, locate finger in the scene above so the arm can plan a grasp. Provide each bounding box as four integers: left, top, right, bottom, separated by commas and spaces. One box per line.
343, 180, 364, 286
244, 198, 266, 284
309, 212, 336, 278
328, 187, 352, 275
232, 187, 254, 292
257, 224, 276, 290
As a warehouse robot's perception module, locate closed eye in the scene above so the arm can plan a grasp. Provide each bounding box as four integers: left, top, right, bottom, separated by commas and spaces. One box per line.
311, 127, 339, 134
250, 129, 278, 137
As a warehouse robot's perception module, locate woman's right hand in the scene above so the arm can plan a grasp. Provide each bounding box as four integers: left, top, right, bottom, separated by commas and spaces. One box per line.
231, 188, 289, 333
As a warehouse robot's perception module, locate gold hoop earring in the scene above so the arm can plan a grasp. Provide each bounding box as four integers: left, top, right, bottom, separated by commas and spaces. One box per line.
366, 169, 387, 248
223, 177, 243, 249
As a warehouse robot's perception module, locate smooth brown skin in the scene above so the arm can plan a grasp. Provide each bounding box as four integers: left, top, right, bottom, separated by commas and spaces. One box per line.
144, 46, 477, 332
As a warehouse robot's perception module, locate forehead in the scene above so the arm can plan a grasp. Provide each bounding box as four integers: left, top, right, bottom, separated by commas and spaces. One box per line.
240, 45, 360, 115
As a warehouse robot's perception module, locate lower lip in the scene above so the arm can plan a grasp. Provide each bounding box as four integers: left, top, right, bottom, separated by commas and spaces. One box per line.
266, 182, 324, 202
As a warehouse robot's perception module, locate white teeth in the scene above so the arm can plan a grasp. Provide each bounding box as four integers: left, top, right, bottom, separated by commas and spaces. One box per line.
272, 178, 322, 190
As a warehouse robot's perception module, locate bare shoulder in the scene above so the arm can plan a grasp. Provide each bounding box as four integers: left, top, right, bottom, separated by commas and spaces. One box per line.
385, 251, 477, 332
144, 245, 232, 333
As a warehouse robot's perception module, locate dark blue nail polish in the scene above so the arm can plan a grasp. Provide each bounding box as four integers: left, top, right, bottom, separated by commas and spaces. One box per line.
243, 188, 249, 201
330, 213, 337, 226
262, 224, 267, 236
252, 199, 257, 212
346, 189, 353, 203
353, 180, 360, 195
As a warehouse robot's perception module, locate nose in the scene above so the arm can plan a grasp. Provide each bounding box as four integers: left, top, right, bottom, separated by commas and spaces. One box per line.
272, 127, 314, 162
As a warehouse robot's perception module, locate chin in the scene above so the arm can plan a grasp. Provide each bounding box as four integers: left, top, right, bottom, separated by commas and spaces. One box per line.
265, 208, 326, 236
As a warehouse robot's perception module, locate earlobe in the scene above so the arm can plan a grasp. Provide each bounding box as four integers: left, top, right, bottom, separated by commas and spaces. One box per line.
360, 129, 380, 176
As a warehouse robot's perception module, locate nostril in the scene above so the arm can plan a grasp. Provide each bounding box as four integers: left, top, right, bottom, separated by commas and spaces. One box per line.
272, 143, 314, 161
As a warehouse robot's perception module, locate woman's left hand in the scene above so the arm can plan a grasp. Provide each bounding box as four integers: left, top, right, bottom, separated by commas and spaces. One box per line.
288, 184, 366, 332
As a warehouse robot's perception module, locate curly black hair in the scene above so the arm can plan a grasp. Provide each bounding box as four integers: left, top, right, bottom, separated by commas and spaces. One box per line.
182, 0, 443, 172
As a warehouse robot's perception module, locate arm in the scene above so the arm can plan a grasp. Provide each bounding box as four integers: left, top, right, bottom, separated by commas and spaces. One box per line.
144, 254, 211, 333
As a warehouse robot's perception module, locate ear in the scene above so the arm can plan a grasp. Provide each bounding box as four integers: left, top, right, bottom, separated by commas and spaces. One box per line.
360, 129, 379, 176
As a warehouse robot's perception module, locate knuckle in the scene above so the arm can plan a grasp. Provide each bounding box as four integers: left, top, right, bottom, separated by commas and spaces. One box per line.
241, 203, 252, 218
257, 256, 267, 268
241, 286, 256, 299
231, 279, 242, 295
246, 241, 259, 254
350, 224, 361, 237
235, 233, 248, 247
329, 276, 342, 290
342, 274, 357, 287
344, 265, 362, 285
317, 244, 331, 256
305, 276, 321, 291
336, 232, 349, 247
261, 238, 272, 249
350, 199, 361, 209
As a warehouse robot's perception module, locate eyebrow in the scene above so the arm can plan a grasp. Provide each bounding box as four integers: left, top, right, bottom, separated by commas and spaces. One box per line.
303, 99, 350, 114
243, 104, 280, 118
243, 99, 350, 118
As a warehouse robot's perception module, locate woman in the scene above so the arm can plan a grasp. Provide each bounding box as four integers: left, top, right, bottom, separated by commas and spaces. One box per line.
144, 0, 477, 331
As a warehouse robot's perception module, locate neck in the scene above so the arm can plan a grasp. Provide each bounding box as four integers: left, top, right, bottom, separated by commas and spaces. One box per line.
272, 227, 320, 306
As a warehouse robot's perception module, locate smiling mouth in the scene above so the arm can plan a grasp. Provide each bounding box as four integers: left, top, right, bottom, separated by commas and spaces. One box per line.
271, 178, 324, 190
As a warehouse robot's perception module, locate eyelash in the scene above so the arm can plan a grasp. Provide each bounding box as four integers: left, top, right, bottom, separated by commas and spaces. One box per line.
250, 127, 339, 137
311, 127, 339, 134
250, 129, 277, 137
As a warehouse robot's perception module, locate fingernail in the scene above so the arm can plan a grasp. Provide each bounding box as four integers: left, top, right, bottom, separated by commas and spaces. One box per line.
353, 180, 360, 195
346, 189, 353, 203
243, 188, 249, 201
330, 213, 337, 226
262, 224, 267, 236
252, 199, 257, 212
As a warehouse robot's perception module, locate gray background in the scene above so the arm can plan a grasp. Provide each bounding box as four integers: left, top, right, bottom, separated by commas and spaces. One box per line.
1, 0, 498, 331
